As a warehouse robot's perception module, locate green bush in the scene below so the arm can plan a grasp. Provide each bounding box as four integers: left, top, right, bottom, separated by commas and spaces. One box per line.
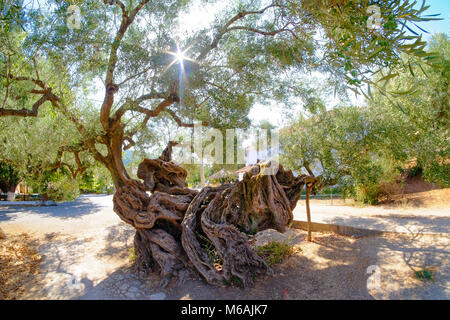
79, 168, 114, 194
255, 242, 295, 266
0, 162, 21, 193
45, 179, 80, 202
26, 168, 80, 202
422, 161, 450, 188
414, 268, 434, 281
354, 183, 380, 205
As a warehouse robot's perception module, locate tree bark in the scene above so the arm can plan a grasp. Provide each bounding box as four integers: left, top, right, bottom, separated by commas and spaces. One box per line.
0, 162, 20, 194
111, 142, 318, 287
5, 182, 18, 193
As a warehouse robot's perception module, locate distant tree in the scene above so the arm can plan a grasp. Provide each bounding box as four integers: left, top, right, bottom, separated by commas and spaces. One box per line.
281, 34, 449, 203
0, 104, 98, 200
0, 161, 20, 193
368, 33, 449, 187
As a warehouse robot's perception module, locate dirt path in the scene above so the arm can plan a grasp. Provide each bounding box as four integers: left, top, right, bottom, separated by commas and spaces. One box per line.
0, 195, 448, 299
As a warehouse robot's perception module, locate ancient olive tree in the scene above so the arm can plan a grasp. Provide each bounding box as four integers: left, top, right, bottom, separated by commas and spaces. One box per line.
0, 0, 438, 286
0, 105, 102, 199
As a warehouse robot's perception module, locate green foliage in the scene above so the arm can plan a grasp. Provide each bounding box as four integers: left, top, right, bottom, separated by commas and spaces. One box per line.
195, 231, 223, 265
0, 95, 100, 200
0, 0, 443, 196
3, 0, 438, 127
414, 268, 434, 281
0, 161, 20, 193
354, 183, 381, 205
128, 247, 138, 262
281, 34, 449, 203
368, 33, 450, 188
280, 104, 408, 203
79, 166, 114, 194
407, 165, 422, 178
0, 104, 89, 167
26, 168, 80, 202
45, 177, 80, 202
0, 0, 25, 32
422, 161, 450, 188
184, 163, 215, 187
255, 241, 295, 266
286, 0, 442, 96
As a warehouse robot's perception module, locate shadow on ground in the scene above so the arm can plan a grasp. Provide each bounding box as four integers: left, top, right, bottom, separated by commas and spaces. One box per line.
367, 231, 449, 299
96, 224, 135, 260
74, 228, 449, 300
75, 232, 377, 300
0, 195, 106, 222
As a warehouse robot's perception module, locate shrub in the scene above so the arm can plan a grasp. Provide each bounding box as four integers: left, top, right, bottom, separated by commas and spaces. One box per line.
255, 242, 296, 266
26, 169, 80, 202
414, 268, 434, 281
0, 162, 21, 193
45, 179, 80, 202
422, 161, 450, 188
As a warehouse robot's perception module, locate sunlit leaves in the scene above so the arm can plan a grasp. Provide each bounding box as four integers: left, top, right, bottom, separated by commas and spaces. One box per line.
0, 0, 26, 32
283, 0, 442, 96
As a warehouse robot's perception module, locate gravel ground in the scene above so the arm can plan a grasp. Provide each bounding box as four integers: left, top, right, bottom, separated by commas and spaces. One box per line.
0, 195, 448, 300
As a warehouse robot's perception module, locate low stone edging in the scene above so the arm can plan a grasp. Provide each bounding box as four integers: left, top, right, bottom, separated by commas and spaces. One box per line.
0, 200, 57, 207
291, 220, 448, 237
292, 220, 384, 237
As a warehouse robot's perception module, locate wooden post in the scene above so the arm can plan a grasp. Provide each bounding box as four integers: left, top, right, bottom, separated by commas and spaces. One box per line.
306, 186, 312, 242
200, 155, 205, 188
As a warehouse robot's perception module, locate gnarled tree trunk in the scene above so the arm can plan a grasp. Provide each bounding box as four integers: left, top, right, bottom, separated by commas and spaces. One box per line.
112, 142, 317, 287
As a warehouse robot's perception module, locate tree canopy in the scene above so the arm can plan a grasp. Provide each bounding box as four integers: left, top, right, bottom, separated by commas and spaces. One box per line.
0, 1, 441, 185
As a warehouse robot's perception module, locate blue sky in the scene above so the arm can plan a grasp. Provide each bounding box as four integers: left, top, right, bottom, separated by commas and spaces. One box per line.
415, 0, 450, 38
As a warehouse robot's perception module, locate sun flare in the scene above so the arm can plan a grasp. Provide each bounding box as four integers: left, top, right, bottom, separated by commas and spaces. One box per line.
162, 44, 198, 76
174, 49, 186, 63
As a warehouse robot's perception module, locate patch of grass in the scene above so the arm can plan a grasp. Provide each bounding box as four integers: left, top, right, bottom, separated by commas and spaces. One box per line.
195, 231, 223, 266
400, 198, 409, 208
128, 247, 138, 262
255, 241, 296, 266
414, 268, 434, 281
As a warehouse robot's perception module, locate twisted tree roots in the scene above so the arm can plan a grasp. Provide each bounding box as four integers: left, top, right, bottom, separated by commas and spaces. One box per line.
113, 144, 318, 287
